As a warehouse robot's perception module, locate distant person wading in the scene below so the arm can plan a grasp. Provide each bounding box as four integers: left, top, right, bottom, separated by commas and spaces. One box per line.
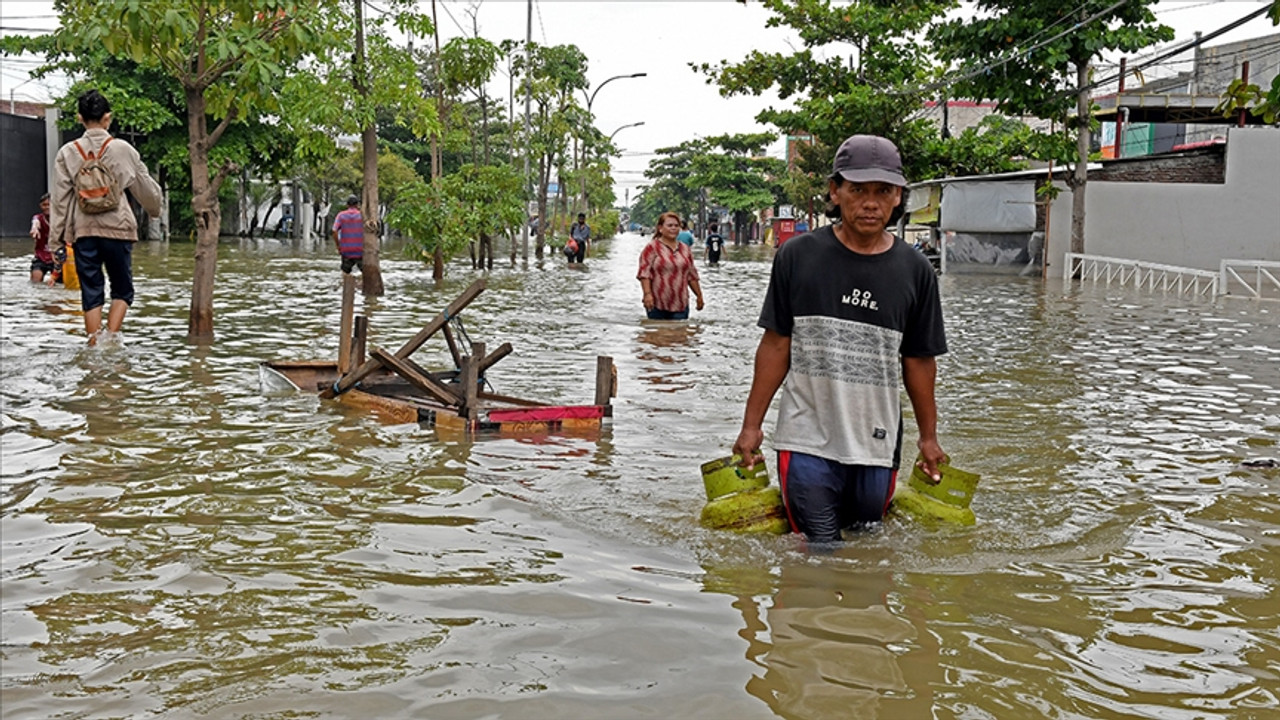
332, 194, 364, 274
637, 212, 705, 320
566, 212, 590, 264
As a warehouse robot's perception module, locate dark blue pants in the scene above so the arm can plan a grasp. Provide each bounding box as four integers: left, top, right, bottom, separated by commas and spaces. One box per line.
74, 237, 134, 312
778, 451, 897, 543
646, 308, 689, 320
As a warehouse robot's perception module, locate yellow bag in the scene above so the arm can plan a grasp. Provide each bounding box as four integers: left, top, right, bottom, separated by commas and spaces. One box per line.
62, 245, 80, 290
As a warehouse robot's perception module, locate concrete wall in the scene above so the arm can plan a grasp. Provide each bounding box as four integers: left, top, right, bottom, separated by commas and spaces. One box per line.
0, 113, 48, 237
1045, 127, 1280, 273
1195, 34, 1280, 96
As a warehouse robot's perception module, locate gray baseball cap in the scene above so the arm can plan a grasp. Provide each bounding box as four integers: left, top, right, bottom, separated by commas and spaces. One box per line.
832, 134, 906, 186
346, 194, 359, 206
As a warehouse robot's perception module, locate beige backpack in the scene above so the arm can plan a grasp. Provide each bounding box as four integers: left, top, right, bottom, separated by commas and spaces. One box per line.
73, 136, 121, 214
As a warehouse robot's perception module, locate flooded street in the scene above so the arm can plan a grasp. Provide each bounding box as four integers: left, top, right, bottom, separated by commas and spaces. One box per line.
2, 231, 1278, 719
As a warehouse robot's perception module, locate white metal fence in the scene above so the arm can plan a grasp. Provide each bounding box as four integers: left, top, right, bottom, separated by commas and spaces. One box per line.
1063, 253, 1219, 297
1219, 260, 1280, 300
1063, 254, 1280, 301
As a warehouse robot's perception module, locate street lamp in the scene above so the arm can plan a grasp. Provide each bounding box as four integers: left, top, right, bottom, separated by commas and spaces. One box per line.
608, 121, 645, 143
580, 73, 646, 215
585, 72, 647, 115
9, 76, 37, 114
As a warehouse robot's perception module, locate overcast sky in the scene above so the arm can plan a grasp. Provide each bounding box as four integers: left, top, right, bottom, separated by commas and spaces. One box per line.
2, 0, 1276, 201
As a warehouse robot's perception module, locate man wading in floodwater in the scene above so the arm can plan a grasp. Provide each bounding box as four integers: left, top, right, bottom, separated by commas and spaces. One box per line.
732, 134, 948, 544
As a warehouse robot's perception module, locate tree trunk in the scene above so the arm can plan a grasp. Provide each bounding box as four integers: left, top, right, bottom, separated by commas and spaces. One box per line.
1071, 58, 1089, 257
481, 91, 490, 166
186, 88, 219, 341
553, 170, 566, 238
238, 170, 249, 236
429, 0, 445, 282
354, 0, 384, 296
536, 157, 549, 259
258, 195, 280, 239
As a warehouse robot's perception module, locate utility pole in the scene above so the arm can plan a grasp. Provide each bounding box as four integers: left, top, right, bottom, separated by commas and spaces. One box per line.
1114, 57, 1126, 158
521, 0, 532, 263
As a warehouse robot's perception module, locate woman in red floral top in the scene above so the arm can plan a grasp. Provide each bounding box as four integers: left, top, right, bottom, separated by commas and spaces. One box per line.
637, 212, 705, 320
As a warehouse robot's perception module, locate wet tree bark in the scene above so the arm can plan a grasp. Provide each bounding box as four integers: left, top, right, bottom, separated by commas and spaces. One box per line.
186, 88, 222, 340
1070, 59, 1089, 259
355, 0, 384, 296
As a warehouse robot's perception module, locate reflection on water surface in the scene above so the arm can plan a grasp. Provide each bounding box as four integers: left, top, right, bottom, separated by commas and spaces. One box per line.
2, 234, 1277, 719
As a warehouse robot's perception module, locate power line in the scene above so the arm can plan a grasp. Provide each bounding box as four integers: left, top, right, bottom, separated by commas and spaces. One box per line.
1067, 4, 1273, 99
437, 0, 468, 37
898, 0, 1130, 97
533, 0, 547, 45
1153, 0, 1225, 15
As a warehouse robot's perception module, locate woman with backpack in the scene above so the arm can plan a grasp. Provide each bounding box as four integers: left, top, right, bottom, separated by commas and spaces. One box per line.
49, 89, 162, 346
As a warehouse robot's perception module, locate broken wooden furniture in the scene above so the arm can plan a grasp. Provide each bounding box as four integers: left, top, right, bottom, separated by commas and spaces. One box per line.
261, 276, 617, 436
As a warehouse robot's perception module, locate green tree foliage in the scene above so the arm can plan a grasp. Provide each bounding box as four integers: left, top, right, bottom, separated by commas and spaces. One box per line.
516, 42, 590, 257
24, 0, 335, 340
637, 143, 702, 222
279, 0, 436, 296
387, 179, 464, 266
430, 35, 502, 276
298, 143, 422, 233
920, 116, 1058, 178
1272, 1, 1280, 113
697, 0, 954, 182
297, 148, 363, 235
696, 0, 1057, 231
388, 163, 522, 273
2, 26, 299, 240
930, 1, 1173, 122
627, 186, 665, 230
929, 0, 1173, 253
280, 2, 436, 158
638, 132, 786, 241
690, 133, 787, 240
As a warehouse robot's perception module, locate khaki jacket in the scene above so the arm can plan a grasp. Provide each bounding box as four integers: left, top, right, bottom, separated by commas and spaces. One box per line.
49, 127, 162, 251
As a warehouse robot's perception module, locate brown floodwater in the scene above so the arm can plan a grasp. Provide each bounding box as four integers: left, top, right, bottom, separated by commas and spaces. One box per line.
2, 231, 1278, 719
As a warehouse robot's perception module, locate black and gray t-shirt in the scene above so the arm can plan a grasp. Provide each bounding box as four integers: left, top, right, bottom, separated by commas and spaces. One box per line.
759, 225, 946, 467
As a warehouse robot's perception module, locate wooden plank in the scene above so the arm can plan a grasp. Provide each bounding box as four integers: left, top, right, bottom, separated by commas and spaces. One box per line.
353, 315, 368, 367
336, 388, 420, 425
441, 323, 462, 368
401, 354, 440, 385
478, 390, 545, 407
322, 278, 486, 398
338, 272, 356, 374
487, 405, 604, 422
460, 342, 484, 421
477, 342, 513, 374
370, 346, 461, 406
594, 355, 616, 408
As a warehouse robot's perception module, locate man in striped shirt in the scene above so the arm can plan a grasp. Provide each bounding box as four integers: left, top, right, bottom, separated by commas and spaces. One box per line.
331, 194, 363, 274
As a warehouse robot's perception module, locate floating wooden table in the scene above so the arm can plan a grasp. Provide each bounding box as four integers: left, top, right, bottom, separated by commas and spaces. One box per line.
261, 276, 616, 436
